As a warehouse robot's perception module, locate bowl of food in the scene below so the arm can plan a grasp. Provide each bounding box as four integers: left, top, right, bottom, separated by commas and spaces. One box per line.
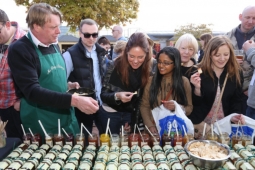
184, 140, 231, 169
67, 87, 95, 97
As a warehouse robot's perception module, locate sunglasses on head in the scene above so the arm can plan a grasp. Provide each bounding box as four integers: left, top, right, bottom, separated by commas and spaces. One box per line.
82, 32, 98, 38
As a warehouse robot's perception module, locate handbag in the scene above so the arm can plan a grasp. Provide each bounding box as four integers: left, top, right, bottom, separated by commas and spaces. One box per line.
194, 73, 229, 139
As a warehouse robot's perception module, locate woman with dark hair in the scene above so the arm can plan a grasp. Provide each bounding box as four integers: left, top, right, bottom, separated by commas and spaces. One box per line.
198, 33, 213, 63
189, 36, 244, 138
99, 32, 152, 134
140, 47, 193, 133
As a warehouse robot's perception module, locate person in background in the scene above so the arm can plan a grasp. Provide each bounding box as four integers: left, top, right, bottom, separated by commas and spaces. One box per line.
113, 40, 127, 59
97, 36, 112, 73
63, 19, 106, 140
189, 36, 244, 138
140, 47, 193, 133
99, 32, 152, 134
197, 33, 213, 63
97, 36, 111, 57
152, 49, 157, 58
0, 9, 25, 139
8, 3, 98, 140
226, 5, 255, 115
174, 33, 198, 79
243, 40, 255, 119
111, 25, 127, 60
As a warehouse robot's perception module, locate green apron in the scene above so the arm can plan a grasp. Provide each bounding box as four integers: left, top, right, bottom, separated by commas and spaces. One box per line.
20, 33, 79, 140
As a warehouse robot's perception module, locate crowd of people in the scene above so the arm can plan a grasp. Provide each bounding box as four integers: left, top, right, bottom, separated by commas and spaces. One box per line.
0, 3, 255, 142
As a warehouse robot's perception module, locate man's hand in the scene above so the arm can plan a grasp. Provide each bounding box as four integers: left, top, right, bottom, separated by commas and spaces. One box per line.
243, 40, 255, 52
68, 82, 80, 90
71, 95, 99, 114
14, 100, 20, 111
124, 122, 131, 133
244, 90, 248, 96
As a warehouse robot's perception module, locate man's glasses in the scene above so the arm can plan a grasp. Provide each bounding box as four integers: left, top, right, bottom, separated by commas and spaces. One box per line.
82, 32, 98, 38
157, 61, 174, 66
112, 30, 118, 33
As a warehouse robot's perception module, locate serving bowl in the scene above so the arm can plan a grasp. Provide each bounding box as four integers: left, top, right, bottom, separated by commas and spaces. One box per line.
67, 87, 95, 97
184, 140, 231, 169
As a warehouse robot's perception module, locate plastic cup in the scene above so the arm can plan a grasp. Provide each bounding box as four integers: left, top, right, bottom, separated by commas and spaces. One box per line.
234, 50, 244, 60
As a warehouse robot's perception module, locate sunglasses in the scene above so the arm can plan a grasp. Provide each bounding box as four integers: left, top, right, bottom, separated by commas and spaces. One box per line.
82, 32, 98, 38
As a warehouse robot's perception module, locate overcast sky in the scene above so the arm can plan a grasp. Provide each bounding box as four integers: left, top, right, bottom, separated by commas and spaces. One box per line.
1, 0, 255, 33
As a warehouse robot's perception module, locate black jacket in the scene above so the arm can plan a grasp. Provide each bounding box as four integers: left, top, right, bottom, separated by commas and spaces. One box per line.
188, 69, 243, 124
67, 39, 106, 96
8, 36, 71, 109
100, 61, 142, 113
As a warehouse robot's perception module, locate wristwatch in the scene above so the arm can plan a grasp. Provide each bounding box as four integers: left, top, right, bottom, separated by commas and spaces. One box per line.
114, 93, 120, 100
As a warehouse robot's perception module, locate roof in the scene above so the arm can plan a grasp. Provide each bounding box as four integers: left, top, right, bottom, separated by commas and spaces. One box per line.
58, 35, 79, 42
99, 35, 116, 42
147, 34, 159, 41
147, 33, 175, 39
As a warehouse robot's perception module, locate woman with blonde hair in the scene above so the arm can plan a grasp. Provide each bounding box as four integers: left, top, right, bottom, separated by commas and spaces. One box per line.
113, 40, 127, 58
175, 33, 199, 79
189, 36, 244, 138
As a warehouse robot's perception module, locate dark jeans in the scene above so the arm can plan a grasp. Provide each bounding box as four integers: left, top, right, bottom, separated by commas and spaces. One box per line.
246, 106, 255, 120
74, 108, 103, 145
0, 106, 23, 140
98, 106, 131, 134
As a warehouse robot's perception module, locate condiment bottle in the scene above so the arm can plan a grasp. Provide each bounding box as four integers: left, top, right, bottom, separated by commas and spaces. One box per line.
128, 133, 139, 147
65, 133, 74, 146
206, 132, 218, 141
231, 135, 242, 148
75, 133, 85, 147
88, 133, 98, 148
162, 133, 172, 147
241, 135, 252, 147
53, 134, 64, 146
23, 133, 32, 145
120, 134, 129, 147
111, 134, 120, 147
100, 134, 110, 147
173, 134, 182, 146
45, 133, 53, 147
31, 133, 42, 146
149, 133, 160, 147
139, 133, 150, 147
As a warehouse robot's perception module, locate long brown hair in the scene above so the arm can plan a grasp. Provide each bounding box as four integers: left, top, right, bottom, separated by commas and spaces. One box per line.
198, 36, 242, 85
200, 33, 213, 50
115, 32, 152, 87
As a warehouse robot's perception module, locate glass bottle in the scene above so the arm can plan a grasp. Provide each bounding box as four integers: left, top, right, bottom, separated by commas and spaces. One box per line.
100, 134, 110, 147
88, 133, 98, 148
75, 133, 85, 147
